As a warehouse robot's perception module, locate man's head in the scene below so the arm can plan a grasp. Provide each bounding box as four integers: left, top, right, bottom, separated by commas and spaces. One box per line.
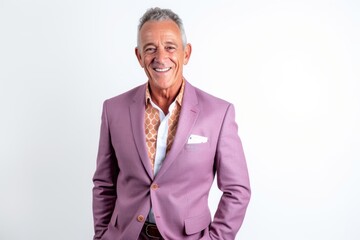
135, 7, 192, 95
137, 7, 187, 49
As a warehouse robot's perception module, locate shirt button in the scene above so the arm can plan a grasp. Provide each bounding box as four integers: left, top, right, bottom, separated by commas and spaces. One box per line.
137, 215, 145, 222
151, 183, 159, 190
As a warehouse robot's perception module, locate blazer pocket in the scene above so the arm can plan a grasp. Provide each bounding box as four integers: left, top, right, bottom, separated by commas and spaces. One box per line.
184, 141, 210, 151
184, 210, 211, 235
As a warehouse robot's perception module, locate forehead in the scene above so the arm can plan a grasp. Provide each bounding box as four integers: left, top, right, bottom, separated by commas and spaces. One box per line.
139, 20, 182, 43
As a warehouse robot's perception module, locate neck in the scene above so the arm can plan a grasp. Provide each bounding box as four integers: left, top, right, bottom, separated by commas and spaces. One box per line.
151, 90, 176, 115
149, 81, 182, 114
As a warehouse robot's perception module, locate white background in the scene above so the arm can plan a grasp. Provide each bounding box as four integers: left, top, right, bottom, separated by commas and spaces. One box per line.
1, 0, 359, 239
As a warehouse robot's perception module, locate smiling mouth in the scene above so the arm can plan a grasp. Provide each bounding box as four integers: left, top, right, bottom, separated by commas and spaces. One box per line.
154, 67, 171, 72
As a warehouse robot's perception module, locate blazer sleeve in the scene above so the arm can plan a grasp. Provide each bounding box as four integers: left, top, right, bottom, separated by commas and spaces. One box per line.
92, 101, 119, 240
209, 104, 251, 239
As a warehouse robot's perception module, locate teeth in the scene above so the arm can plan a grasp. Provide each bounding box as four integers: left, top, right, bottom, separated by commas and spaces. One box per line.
154, 67, 171, 72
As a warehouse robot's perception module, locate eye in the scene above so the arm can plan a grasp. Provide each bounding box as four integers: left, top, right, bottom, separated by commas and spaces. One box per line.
165, 46, 176, 52
145, 47, 156, 53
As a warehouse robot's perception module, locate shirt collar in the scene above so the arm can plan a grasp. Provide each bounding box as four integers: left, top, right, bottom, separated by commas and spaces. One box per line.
145, 80, 185, 107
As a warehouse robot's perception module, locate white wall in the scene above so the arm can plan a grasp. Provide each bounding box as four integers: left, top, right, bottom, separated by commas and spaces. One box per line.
1, 0, 359, 239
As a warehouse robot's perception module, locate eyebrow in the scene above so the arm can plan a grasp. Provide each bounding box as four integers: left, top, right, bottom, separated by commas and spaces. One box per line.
164, 41, 178, 47
142, 41, 178, 49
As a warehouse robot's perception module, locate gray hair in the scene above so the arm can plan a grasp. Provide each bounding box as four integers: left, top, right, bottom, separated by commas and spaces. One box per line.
137, 7, 187, 49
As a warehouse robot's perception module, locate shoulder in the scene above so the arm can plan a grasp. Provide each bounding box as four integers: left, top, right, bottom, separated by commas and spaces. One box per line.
187, 82, 232, 110
104, 83, 146, 107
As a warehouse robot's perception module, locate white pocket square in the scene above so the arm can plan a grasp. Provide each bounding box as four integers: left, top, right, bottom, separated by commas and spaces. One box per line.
187, 134, 208, 144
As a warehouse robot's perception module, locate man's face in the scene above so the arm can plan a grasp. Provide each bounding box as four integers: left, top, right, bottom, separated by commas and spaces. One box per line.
135, 20, 191, 92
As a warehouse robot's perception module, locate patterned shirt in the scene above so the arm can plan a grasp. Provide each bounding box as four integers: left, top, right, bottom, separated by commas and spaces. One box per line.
144, 81, 184, 172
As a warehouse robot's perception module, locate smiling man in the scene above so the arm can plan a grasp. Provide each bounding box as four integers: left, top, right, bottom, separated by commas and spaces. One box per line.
135, 18, 191, 115
92, 7, 251, 240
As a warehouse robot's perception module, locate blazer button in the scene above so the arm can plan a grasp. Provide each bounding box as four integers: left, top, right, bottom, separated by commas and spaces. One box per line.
151, 183, 159, 190
137, 215, 145, 222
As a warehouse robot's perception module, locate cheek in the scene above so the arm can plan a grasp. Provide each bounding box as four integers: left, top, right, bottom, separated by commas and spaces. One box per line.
169, 55, 180, 64
174, 53, 186, 64
143, 57, 153, 67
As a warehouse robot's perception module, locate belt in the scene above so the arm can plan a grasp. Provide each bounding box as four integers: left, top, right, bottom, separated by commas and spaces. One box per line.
143, 222, 163, 239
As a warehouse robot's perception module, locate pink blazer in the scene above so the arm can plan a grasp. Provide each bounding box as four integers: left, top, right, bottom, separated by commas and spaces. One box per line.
92, 81, 251, 240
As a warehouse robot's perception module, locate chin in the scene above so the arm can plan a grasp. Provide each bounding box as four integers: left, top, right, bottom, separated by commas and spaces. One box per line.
152, 78, 174, 88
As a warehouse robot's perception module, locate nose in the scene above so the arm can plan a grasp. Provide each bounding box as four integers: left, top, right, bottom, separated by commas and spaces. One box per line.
154, 47, 167, 64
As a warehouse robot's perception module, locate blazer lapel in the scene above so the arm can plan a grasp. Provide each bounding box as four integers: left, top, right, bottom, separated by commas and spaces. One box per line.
130, 84, 154, 179
155, 81, 199, 180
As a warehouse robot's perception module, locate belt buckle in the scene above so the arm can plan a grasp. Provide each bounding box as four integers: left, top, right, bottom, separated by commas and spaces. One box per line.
145, 223, 161, 239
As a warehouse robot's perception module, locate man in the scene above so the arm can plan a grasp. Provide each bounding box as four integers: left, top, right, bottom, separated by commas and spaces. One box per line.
92, 7, 251, 240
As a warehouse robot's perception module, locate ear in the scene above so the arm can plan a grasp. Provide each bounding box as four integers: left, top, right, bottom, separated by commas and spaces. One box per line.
183, 43, 192, 65
135, 47, 144, 68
